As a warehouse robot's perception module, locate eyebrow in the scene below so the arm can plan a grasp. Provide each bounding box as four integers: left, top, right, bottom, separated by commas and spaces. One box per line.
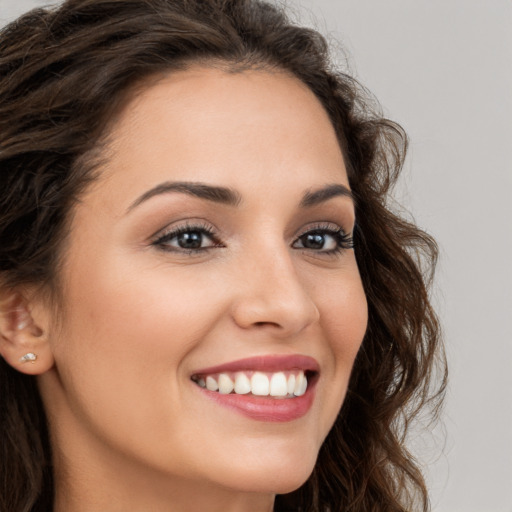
299, 183, 354, 208
127, 181, 354, 213
127, 181, 242, 212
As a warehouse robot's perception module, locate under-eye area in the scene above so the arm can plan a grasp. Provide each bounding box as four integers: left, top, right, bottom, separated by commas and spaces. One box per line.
191, 370, 319, 398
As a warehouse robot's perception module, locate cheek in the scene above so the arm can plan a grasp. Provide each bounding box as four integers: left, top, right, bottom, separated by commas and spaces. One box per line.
324, 281, 368, 359
312, 262, 368, 361
46, 258, 246, 485
63, 253, 223, 353
52, 256, 223, 433
312, 265, 368, 428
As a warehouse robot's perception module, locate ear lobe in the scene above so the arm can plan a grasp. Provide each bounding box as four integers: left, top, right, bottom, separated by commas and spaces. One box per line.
0, 291, 54, 375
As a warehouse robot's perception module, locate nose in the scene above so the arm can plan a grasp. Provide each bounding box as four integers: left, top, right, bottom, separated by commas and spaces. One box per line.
230, 245, 320, 337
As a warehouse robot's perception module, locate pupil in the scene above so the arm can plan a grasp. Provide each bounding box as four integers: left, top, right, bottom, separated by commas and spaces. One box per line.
304, 233, 325, 249
177, 231, 202, 249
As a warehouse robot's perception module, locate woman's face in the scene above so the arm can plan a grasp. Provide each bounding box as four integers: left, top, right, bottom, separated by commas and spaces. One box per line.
38, 67, 367, 498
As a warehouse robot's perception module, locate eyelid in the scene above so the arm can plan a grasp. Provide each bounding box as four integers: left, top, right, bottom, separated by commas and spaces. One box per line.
150, 218, 217, 240
294, 221, 352, 239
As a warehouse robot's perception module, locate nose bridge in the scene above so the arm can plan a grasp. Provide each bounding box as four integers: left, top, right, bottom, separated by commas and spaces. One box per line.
231, 238, 320, 335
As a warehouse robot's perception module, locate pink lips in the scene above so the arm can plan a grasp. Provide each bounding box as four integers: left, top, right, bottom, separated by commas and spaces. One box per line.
191, 354, 319, 422
192, 354, 320, 375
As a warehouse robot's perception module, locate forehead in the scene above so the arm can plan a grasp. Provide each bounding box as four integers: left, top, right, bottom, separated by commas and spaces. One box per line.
85, 66, 348, 208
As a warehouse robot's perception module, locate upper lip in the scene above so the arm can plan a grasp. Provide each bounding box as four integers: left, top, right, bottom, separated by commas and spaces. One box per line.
191, 354, 320, 376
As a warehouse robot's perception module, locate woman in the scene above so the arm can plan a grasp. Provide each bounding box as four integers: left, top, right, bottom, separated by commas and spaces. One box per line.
0, 0, 446, 511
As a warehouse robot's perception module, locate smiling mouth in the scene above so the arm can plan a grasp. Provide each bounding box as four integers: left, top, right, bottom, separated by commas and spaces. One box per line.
191, 369, 314, 398
190, 355, 320, 422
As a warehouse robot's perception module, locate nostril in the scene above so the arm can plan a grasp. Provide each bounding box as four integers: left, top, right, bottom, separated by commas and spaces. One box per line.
253, 321, 279, 328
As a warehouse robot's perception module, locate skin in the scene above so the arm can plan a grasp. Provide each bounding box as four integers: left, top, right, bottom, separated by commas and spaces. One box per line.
6, 67, 368, 511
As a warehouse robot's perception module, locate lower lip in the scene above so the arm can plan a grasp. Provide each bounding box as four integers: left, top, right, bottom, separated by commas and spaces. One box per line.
196, 382, 317, 422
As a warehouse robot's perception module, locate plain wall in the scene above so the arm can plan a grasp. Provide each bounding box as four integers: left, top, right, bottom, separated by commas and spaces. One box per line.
1, 0, 511, 511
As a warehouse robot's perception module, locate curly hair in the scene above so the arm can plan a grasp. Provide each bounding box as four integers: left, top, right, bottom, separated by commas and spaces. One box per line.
0, 0, 446, 510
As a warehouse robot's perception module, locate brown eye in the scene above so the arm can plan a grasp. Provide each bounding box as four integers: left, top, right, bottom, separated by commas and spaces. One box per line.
175, 231, 204, 249
293, 227, 354, 254
153, 224, 221, 252
300, 232, 331, 250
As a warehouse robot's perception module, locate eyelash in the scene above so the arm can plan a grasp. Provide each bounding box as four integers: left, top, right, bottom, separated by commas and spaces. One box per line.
152, 222, 354, 255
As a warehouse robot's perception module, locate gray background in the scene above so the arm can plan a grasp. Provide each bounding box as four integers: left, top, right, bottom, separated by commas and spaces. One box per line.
1, 0, 511, 510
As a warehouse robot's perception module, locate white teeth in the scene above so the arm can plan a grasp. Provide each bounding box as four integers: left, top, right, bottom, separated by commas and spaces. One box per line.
287, 374, 296, 395
197, 370, 309, 397
218, 373, 234, 394
251, 372, 270, 396
294, 372, 307, 396
300, 375, 307, 396
269, 372, 288, 397
234, 372, 251, 394
206, 376, 219, 391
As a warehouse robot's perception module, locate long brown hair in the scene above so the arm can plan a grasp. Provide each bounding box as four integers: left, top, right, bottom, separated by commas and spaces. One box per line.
0, 1, 446, 510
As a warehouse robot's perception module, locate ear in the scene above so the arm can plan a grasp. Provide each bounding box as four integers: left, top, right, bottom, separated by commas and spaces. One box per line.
0, 290, 54, 375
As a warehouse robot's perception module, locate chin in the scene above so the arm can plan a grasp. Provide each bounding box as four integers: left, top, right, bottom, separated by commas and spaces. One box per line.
208, 444, 319, 495
226, 467, 315, 496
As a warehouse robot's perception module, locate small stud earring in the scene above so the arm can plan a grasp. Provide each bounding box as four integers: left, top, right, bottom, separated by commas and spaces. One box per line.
19, 352, 37, 364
